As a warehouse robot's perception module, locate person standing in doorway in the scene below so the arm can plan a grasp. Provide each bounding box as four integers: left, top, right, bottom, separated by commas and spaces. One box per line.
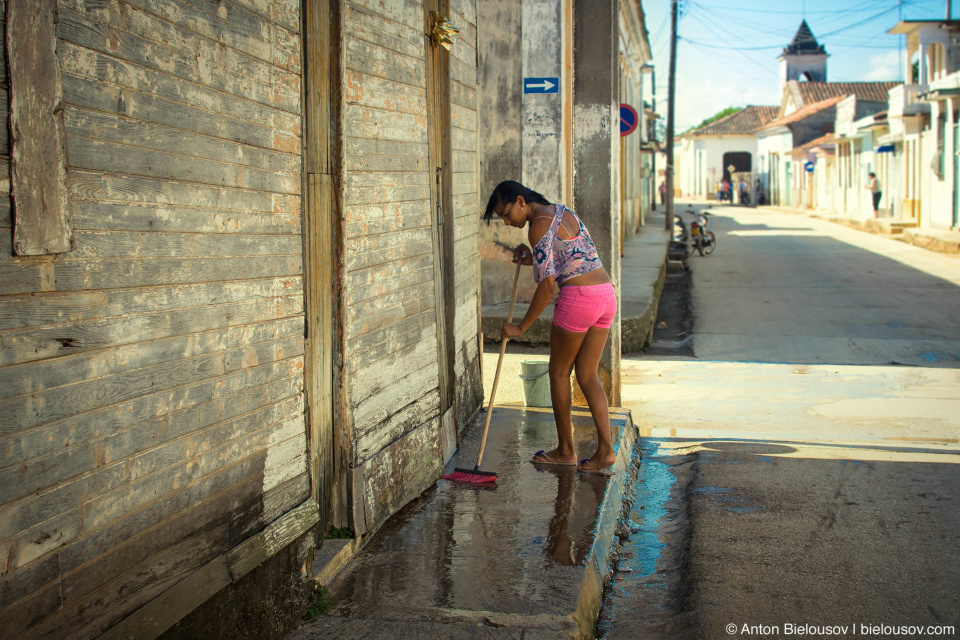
866, 172, 881, 218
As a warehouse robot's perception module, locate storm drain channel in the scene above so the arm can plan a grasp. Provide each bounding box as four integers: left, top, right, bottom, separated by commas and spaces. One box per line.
596, 440, 699, 639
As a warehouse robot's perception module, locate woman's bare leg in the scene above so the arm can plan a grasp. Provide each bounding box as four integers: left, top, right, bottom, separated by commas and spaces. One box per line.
574, 326, 614, 470
533, 324, 588, 465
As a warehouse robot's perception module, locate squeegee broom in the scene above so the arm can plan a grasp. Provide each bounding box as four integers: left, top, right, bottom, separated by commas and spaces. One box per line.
443, 260, 523, 484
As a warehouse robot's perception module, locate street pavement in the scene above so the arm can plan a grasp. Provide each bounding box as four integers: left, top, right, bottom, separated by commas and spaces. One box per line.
604, 204, 960, 639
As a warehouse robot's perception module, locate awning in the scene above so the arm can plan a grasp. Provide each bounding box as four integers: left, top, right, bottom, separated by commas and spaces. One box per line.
876, 144, 896, 153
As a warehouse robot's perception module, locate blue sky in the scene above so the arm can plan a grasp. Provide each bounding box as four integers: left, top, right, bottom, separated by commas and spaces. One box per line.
643, 0, 952, 131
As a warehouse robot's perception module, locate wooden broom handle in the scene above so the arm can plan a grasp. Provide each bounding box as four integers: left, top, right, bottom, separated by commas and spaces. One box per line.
475, 260, 522, 468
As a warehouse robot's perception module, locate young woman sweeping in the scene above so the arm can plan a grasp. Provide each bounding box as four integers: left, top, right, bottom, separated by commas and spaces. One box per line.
484, 180, 617, 476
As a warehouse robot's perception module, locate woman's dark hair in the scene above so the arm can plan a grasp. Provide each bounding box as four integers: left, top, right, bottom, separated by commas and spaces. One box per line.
482, 180, 551, 224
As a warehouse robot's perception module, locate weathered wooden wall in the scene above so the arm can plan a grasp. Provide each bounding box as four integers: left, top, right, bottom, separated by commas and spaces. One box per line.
448, 0, 483, 438
0, 0, 314, 637
340, 0, 480, 535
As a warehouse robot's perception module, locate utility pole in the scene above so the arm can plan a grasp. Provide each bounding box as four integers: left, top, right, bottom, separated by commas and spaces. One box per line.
665, 0, 678, 231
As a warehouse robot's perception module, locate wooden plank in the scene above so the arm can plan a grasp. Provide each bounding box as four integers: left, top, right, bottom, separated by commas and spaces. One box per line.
0, 335, 304, 435
72, 199, 301, 235
64, 107, 301, 174
67, 170, 291, 213
61, 73, 300, 155
346, 289, 435, 339
345, 3, 424, 59
0, 580, 62, 640
58, 42, 301, 136
59, 0, 293, 77
66, 137, 301, 195
0, 393, 303, 513
82, 414, 305, 536
70, 230, 301, 259
359, 417, 442, 531
343, 232, 433, 272
96, 503, 315, 640
56, 10, 300, 114
0, 549, 59, 610
0, 255, 302, 296
355, 390, 440, 462
343, 68, 426, 116
96, 549, 232, 640
352, 361, 440, 431
2, 361, 301, 481
229, 472, 310, 545
59, 451, 268, 573
8, 0, 72, 255
0, 294, 303, 366
0, 315, 302, 402
226, 497, 319, 580
342, 106, 429, 144
40, 524, 230, 640
346, 279, 435, 328
0, 275, 301, 331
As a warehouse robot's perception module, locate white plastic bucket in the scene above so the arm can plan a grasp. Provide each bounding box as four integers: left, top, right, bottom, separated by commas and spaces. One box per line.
519, 359, 551, 407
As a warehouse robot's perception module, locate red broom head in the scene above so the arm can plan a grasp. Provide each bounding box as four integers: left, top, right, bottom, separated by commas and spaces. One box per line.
442, 468, 498, 484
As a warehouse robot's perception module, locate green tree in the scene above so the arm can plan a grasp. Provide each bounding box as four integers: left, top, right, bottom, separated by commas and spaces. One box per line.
684, 106, 742, 134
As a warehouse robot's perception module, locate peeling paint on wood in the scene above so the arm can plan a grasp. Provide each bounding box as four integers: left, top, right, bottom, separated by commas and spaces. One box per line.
8, 0, 73, 255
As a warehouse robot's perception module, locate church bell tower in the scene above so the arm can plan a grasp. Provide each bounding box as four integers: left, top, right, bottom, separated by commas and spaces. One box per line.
779, 21, 829, 95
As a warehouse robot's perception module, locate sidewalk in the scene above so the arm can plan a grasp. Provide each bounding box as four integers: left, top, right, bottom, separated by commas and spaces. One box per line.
289, 405, 638, 640
768, 205, 960, 254
480, 214, 672, 351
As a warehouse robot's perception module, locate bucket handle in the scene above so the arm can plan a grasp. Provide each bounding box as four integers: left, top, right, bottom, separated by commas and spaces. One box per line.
519, 369, 549, 381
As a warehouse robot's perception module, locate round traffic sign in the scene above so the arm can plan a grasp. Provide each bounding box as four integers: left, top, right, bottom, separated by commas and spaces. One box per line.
620, 104, 638, 137
804, 161, 815, 173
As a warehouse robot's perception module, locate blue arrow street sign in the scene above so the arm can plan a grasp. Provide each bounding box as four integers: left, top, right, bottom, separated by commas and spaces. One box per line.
523, 77, 559, 94
805, 161, 815, 173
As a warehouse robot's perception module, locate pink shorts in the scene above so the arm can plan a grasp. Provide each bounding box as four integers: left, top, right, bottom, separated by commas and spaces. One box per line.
553, 283, 617, 333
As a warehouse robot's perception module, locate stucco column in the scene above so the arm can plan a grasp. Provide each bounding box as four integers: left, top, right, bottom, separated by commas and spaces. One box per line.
573, 0, 621, 405
522, 0, 564, 198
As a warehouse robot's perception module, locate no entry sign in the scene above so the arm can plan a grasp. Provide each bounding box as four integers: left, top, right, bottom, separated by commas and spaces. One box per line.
620, 104, 638, 136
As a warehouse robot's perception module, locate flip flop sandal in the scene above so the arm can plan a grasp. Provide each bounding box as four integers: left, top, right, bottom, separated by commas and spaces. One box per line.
531, 450, 577, 466
577, 459, 615, 476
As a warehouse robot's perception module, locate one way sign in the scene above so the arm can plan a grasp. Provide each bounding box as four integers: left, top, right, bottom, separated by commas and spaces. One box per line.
523, 77, 559, 94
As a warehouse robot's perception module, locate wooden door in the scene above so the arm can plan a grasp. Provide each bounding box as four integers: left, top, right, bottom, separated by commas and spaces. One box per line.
424, 1, 456, 419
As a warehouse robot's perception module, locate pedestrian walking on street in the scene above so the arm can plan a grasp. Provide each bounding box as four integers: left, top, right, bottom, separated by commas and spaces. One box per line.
725, 179, 733, 205
484, 180, 617, 476
659, 181, 667, 205
866, 172, 881, 218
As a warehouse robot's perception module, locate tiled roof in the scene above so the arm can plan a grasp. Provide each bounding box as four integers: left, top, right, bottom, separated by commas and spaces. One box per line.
762, 96, 844, 130
681, 106, 779, 137
791, 132, 835, 157
794, 81, 901, 105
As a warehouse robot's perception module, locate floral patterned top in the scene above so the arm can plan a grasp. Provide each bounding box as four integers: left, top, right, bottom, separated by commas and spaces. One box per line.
532, 204, 603, 285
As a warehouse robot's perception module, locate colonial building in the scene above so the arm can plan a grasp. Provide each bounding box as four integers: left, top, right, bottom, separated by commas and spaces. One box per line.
0, 1, 483, 638
675, 106, 778, 201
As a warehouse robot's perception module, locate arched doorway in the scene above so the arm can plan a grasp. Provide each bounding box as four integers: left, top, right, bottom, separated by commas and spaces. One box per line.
722, 152, 752, 183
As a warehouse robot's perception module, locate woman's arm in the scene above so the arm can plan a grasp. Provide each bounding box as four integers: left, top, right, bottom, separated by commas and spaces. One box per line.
500, 216, 555, 339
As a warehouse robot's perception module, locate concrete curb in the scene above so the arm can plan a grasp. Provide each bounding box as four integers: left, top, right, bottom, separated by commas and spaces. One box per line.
900, 228, 960, 254
620, 259, 667, 352
569, 411, 639, 639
